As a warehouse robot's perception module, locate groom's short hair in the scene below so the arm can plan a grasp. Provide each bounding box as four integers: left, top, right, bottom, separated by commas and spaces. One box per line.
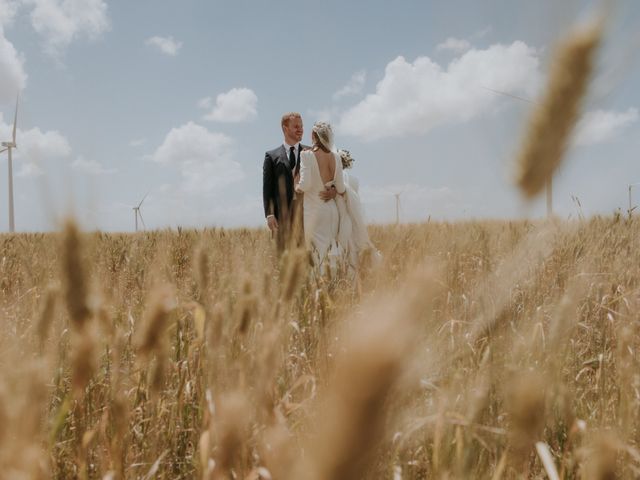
281, 112, 302, 127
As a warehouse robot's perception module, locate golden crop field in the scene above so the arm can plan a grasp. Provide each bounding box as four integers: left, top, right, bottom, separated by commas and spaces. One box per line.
0, 7, 636, 479
0, 216, 639, 479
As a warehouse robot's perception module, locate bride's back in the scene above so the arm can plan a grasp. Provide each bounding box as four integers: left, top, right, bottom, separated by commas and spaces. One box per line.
313, 148, 336, 185
297, 122, 345, 197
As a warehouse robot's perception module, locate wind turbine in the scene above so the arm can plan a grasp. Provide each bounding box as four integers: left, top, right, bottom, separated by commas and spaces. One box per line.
0, 94, 19, 232
628, 183, 640, 217
483, 86, 554, 217
133, 192, 148, 232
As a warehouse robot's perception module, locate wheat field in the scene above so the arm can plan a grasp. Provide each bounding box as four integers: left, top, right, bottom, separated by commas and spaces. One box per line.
0, 216, 639, 479
1, 11, 636, 479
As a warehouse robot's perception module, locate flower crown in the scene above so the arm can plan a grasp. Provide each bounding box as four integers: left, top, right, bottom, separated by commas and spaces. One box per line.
338, 149, 355, 169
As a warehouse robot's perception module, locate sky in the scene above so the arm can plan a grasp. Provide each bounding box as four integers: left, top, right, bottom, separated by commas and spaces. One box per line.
0, 0, 639, 232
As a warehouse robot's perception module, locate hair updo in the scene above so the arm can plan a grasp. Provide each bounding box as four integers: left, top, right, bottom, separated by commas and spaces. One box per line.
311, 122, 333, 153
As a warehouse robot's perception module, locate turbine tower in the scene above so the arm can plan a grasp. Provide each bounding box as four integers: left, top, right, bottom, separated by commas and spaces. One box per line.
394, 192, 402, 225
0, 94, 19, 232
133, 192, 148, 232
628, 183, 640, 217
546, 177, 553, 218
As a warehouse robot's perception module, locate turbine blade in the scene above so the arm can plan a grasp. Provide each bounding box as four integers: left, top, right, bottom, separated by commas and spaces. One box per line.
138, 210, 147, 229
0, 148, 7, 154
12, 93, 19, 144
112, 201, 132, 210
482, 86, 535, 105
137, 191, 149, 208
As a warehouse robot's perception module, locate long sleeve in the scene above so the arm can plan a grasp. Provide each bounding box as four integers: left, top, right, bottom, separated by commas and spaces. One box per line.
262, 152, 275, 217
333, 153, 346, 194
297, 151, 312, 193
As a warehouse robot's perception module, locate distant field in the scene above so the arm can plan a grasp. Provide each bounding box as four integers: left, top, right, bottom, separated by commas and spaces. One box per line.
0, 217, 638, 479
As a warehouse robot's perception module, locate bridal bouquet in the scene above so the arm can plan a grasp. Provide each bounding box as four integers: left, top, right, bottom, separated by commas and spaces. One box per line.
338, 149, 355, 169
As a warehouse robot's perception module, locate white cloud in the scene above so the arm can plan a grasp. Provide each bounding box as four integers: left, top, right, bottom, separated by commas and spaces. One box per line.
201, 88, 258, 123
0, 112, 71, 160
0, 0, 20, 27
338, 41, 542, 140
145, 35, 182, 56
436, 37, 471, 54
573, 108, 638, 146
72, 155, 116, 174
24, 0, 110, 57
0, 27, 27, 102
129, 137, 146, 147
150, 121, 244, 194
333, 71, 366, 100
0, 112, 72, 176
15, 126, 71, 159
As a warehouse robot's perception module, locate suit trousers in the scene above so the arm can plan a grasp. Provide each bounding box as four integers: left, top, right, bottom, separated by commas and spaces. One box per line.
276, 194, 304, 252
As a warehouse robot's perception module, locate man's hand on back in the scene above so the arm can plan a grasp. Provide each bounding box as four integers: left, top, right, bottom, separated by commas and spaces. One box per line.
319, 185, 337, 202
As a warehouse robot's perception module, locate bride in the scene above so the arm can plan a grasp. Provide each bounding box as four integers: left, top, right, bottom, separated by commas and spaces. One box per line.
295, 121, 377, 273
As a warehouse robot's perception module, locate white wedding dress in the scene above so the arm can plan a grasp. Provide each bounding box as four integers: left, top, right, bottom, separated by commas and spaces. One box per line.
298, 151, 379, 273
297, 150, 351, 272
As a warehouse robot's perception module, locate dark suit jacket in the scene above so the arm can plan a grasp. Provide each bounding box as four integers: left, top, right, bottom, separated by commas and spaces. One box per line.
262, 144, 308, 220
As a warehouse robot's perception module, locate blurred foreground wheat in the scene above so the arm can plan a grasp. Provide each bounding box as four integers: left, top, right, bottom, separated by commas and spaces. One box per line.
1, 217, 640, 479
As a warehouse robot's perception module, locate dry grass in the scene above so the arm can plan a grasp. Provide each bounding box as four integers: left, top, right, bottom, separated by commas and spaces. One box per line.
0, 217, 639, 479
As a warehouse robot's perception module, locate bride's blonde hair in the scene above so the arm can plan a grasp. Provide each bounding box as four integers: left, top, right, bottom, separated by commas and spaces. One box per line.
312, 122, 334, 153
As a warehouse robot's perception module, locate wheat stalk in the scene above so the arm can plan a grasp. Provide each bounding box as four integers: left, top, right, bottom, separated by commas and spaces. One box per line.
515, 19, 603, 197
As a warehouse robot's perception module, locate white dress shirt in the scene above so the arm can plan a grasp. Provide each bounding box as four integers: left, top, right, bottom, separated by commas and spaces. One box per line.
283, 142, 301, 170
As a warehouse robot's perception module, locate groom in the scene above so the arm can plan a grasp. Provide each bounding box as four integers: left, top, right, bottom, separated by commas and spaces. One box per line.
262, 112, 335, 251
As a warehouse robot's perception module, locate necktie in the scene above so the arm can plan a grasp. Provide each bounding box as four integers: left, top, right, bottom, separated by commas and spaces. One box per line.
289, 146, 296, 172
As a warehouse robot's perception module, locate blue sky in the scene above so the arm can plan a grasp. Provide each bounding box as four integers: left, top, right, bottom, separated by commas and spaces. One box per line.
0, 0, 639, 231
